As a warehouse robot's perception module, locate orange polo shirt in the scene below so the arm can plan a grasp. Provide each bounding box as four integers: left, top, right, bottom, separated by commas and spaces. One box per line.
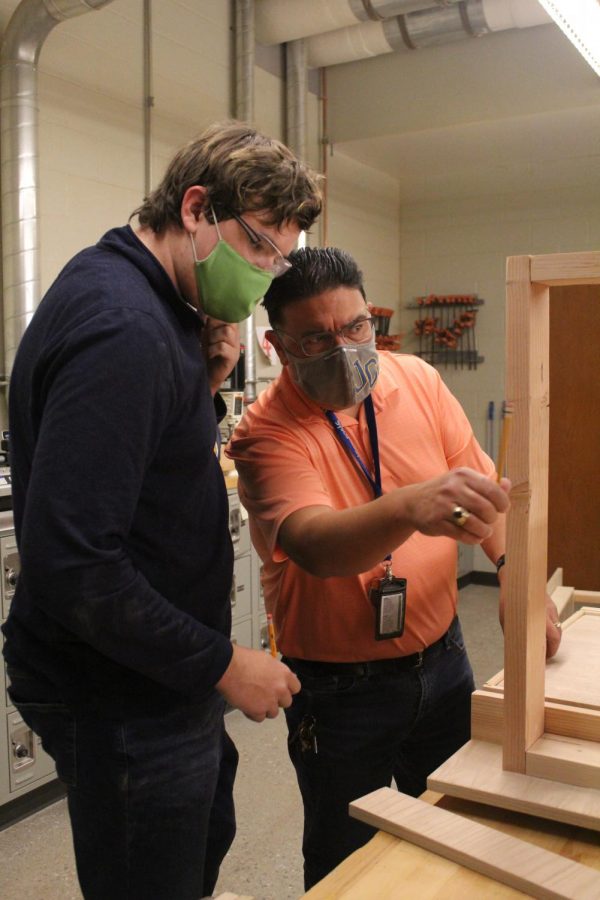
227, 352, 495, 661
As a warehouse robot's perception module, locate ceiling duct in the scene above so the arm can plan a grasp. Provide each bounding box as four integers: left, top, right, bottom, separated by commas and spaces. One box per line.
255, 0, 461, 46
305, 0, 553, 67
234, 0, 259, 404
0, 0, 116, 376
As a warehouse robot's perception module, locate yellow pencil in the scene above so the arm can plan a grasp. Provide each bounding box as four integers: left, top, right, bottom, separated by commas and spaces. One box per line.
496, 401, 513, 482
267, 613, 278, 658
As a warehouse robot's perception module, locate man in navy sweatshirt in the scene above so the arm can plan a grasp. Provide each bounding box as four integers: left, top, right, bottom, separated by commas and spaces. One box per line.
2, 120, 321, 900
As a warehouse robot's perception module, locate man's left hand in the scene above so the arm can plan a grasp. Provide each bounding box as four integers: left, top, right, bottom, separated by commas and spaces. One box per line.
544, 592, 562, 660
499, 584, 562, 660
202, 319, 241, 395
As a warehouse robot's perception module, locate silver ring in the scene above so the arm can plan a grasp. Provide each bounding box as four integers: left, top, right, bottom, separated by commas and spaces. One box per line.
452, 505, 470, 527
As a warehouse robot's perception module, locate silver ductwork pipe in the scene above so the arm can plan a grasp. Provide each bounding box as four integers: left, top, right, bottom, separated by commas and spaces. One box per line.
0, 0, 116, 378
235, 0, 255, 124
286, 39, 307, 162
305, 0, 552, 68
234, 0, 258, 404
143, 0, 153, 197
256, 0, 461, 46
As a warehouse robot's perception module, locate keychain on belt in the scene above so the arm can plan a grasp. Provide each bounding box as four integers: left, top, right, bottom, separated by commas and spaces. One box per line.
326, 395, 407, 641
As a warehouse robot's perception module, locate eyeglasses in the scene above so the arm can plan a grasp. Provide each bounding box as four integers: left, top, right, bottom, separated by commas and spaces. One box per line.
227, 210, 292, 278
276, 315, 375, 358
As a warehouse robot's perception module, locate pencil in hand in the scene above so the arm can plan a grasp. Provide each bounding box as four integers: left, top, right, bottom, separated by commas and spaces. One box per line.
496, 401, 513, 482
267, 613, 278, 658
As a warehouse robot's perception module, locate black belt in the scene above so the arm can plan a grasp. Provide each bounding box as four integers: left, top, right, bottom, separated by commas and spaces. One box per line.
286, 622, 453, 678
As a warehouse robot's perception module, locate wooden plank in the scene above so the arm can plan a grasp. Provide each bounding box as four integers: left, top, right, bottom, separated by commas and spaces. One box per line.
504, 255, 549, 772
575, 591, 600, 607
550, 585, 574, 621
482, 608, 600, 711
526, 734, 600, 789
546, 567, 563, 597
483, 606, 600, 712
471, 690, 504, 744
349, 788, 600, 899
530, 251, 600, 286
483, 669, 505, 692
545, 702, 600, 742
214, 894, 254, 900
428, 740, 600, 832
472, 689, 600, 743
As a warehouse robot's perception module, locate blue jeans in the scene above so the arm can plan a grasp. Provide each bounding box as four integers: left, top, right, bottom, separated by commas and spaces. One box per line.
283, 616, 475, 890
7, 669, 238, 900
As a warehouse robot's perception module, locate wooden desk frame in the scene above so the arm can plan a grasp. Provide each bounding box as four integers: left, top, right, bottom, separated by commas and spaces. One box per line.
428, 251, 600, 828
503, 252, 600, 777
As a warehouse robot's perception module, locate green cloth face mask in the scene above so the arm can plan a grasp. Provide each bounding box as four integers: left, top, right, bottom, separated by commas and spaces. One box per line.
190, 214, 274, 323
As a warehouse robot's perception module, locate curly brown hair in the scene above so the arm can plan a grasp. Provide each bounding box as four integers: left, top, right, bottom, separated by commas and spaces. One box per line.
131, 120, 323, 233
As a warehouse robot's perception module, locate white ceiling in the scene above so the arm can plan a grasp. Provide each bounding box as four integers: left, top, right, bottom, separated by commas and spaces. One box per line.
325, 22, 600, 203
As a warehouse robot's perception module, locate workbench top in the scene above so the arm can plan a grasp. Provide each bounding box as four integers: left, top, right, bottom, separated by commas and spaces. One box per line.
303, 790, 600, 898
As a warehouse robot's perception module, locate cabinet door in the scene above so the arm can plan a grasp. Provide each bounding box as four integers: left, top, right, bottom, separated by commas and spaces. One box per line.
231, 554, 252, 621
548, 285, 600, 589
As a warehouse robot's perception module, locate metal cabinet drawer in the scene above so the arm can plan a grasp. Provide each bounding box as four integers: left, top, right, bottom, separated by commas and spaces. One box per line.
230, 616, 253, 649
0, 535, 19, 621
6, 709, 55, 794
228, 501, 251, 558
230, 553, 252, 621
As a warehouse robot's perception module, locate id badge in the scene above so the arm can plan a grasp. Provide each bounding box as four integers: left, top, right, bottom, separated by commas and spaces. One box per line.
369, 575, 407, 641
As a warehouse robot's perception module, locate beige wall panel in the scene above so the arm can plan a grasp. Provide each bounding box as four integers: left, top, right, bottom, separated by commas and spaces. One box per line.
37, 77, 143, 289
327, 152, 400, 332
254, 69, 284, 143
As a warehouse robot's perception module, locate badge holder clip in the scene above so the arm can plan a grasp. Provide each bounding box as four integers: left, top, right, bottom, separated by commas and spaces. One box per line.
369, 563, 407, 641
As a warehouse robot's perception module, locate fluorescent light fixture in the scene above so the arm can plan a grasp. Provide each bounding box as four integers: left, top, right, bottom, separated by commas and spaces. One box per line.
536, 0, 600, 77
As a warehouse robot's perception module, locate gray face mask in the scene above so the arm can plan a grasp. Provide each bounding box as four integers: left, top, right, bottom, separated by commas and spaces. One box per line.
288, 338, 379, 411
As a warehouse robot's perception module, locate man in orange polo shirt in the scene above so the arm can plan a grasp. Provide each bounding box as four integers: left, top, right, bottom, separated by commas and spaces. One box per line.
226, 247, 561, 890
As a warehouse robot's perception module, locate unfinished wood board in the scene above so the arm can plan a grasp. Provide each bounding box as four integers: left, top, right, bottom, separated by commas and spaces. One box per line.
428, 739, 600, 832
214, 894, 254, 900
550, 585, 574, 620
349, 788, 600, 899
527, 733, 600, 789
471, 690, 600, 744
503, 254, 549, 772
575, 591, 600, 607
530, 251, 600, 286
482, 608, 600, 710
546, 568, 564, 597
502, 253, 600, 780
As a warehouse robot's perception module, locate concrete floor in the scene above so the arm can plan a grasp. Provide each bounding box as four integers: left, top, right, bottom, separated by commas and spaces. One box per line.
0, 583, 503, 900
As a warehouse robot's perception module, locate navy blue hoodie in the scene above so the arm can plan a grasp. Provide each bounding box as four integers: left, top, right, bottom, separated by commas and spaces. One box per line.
3, 226, 234, 713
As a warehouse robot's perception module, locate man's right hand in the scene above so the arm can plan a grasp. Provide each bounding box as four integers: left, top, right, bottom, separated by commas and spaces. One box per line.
215, 644, 300, 722
405, 467, 511, 544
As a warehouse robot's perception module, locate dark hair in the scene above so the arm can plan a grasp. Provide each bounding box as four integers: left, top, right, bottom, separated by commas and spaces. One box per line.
130, 120, 323, 233
262, 246, 366, 327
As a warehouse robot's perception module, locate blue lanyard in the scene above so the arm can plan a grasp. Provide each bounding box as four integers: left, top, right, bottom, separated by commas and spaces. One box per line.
325, 395, 382, 498
325, 394, 392, 579
325, 395, 391, 566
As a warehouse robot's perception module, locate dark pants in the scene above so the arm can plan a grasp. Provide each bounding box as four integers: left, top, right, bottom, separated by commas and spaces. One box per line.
283, 616, 475, 890
7, 668, 238, 900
